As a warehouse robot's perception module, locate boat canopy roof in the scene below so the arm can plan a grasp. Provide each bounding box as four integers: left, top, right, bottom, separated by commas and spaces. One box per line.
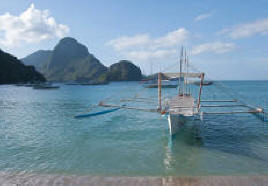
163, 72, 204, 78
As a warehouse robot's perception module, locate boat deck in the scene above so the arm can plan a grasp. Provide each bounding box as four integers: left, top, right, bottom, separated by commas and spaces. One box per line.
167, 95, 196, 116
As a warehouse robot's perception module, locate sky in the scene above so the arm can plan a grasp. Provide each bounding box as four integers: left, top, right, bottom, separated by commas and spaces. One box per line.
0, 0, 268, 80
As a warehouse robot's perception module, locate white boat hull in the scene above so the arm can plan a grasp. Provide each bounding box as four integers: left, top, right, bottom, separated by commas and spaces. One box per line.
168, 114, 192, 135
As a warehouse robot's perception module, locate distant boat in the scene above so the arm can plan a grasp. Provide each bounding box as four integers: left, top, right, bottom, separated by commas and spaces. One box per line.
80, 80, 109, 86
15, 83, 40, 87
142, 78, 180, 88
64, 83, 80, 85
65, 80, 109, 86
64, 81, 80, 85
15, 83, 26, 87
33, 83, 60, 89
193, 80, 213, 86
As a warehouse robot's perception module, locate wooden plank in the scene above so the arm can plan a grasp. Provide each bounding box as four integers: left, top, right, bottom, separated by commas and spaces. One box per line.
167, 96, 195, 115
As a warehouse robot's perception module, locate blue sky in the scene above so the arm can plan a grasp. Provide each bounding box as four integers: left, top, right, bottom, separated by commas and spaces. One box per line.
0, 0, 268, 80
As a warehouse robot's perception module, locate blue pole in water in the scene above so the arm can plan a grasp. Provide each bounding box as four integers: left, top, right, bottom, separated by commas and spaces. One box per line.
74, 107, 120, 118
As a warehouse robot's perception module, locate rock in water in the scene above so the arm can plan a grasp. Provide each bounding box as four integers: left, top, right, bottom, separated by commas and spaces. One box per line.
105, 60, 142, 81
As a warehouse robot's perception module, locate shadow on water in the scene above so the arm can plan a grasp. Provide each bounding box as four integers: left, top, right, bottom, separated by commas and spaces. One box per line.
204, 114, 268, 162
252, 112, 268, 122
166, 115, 268, 163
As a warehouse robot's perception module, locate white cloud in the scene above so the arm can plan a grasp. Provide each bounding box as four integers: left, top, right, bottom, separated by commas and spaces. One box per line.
126, 49, 176, 60
220, 18, 268, 39
107, 28, 188, 60
0, 3, 69, 47
194, 13, 212, 22
153, 28, 189, 48
107, 28, 189, 51
192, 42, 235, 55
107, 34, 150, 51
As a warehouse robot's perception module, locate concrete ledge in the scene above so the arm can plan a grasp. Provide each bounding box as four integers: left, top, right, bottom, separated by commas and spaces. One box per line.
0, 173, 268, 186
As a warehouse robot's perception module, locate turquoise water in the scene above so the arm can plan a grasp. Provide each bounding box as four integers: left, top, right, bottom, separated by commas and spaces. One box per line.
0, 81, 268, 176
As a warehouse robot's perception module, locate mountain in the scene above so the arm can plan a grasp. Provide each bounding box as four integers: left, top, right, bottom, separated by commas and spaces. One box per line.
21, 37, 142, 82
104, 60, 142, 81
21, 50, 52, 71
41, 37, 107, 82
46, 37, 89, 71
0, 49, 46, 84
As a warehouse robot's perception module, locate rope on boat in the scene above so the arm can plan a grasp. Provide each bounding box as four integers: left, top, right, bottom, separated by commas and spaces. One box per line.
187, 62, 268, 109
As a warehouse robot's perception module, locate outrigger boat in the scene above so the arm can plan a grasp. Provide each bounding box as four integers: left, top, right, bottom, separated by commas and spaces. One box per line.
158, 47, 205, 135
159, 48, 267, 135
75, 47, 268, 136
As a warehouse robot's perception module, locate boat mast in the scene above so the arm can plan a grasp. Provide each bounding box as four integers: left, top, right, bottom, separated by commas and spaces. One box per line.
186, 55, 189, 95
183, 50, 187, 95
158, 72, 162, 111
179, 46, 183, 95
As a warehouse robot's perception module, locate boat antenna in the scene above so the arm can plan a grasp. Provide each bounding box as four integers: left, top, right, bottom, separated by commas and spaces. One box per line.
186, 55, 189, 95
150, 62, 153, 75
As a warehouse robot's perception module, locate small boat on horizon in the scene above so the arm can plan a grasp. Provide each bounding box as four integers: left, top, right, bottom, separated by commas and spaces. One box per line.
142, 77, 180, 88
65, 80, 109, 86
193, 80, 213, 86
15, 82, 42, 87
33, 82, 60, 89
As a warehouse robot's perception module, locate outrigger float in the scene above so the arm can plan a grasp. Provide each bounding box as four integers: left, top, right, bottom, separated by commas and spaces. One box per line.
75, 47, 268, 136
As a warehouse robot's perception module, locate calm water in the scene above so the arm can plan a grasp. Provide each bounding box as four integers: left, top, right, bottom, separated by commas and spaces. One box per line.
0, 81, 268, 176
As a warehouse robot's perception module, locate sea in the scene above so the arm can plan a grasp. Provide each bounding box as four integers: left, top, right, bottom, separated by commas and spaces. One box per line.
0, 81, 268, 178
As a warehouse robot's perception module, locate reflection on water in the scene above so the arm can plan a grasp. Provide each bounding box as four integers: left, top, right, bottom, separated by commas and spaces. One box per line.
164, 121, 204, 175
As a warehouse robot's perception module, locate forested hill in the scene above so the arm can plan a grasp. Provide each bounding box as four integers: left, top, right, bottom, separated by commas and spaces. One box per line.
0, 49, 46, 84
